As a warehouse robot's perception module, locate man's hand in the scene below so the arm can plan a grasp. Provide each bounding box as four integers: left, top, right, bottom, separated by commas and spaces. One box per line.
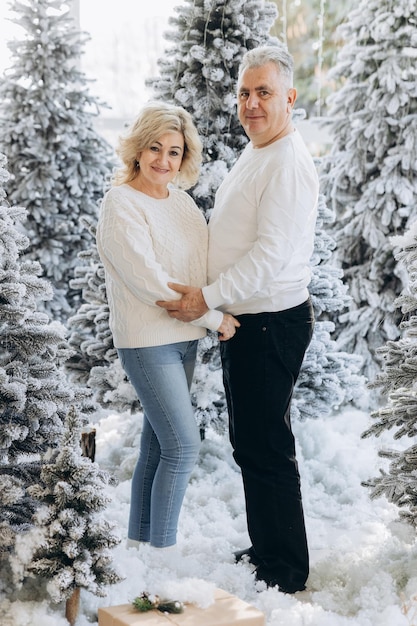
218, 313, 241, 341
156, 283, 209, 322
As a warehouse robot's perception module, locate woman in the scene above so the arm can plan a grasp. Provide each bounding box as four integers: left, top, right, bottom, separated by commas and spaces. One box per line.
96, 102, 239, 551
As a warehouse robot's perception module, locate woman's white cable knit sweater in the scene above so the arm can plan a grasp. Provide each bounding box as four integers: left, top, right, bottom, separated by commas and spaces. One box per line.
96, 184, 222, 349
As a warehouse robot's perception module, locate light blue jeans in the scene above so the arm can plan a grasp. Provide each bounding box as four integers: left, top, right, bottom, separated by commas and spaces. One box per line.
118, 341, 201, 547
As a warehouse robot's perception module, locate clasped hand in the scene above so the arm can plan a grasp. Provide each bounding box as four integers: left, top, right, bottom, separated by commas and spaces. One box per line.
156, 283, 240, 341
217, 312, 241, 341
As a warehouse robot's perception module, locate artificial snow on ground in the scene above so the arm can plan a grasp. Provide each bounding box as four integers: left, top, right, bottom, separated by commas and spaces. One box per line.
4, 405, 417, 625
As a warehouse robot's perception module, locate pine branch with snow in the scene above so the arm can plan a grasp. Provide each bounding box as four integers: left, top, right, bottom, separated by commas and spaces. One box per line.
363, 446, 417, 528
362, 221, 417, 528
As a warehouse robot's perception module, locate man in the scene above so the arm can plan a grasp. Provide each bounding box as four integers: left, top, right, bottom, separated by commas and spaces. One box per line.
157, 45, 319, 593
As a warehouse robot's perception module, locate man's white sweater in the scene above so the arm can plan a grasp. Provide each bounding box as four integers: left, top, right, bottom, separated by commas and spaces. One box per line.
97, 184, 222, 348
203, 129, 319, 315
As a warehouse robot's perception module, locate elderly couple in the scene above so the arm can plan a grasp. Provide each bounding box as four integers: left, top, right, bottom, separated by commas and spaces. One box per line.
96, 44, 319, 594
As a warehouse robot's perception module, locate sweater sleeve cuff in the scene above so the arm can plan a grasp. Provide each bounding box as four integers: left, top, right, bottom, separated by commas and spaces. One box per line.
202, 283, 224, 310
191, 309, 223, 331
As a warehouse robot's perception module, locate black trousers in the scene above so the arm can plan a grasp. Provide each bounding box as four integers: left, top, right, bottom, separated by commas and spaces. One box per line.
220, 299, 314, 592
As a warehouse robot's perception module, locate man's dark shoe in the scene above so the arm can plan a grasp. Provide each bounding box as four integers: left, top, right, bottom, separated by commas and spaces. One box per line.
233, 546, 261, 566
255, 564, 306, 594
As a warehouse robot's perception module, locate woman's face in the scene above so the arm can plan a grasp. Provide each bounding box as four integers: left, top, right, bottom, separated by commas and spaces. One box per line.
137, 131, 184, 190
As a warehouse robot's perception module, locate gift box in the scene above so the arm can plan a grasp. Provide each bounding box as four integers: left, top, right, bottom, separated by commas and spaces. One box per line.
98, 587, 265, 626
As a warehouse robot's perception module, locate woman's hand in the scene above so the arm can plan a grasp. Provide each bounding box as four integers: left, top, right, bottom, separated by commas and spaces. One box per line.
218, 313, 241, 341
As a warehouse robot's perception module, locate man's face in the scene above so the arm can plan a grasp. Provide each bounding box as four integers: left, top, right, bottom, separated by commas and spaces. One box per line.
237, 61, 296, 147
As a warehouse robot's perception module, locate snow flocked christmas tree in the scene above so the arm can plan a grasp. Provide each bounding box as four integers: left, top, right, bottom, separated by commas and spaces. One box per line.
0, 0, 115, 321
0, 152, 97, 592
362, 220, 417, 528
320, 0, 417, 380
12, 405, 122, 626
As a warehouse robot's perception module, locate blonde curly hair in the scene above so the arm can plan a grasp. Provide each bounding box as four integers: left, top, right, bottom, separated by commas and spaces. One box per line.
113, 102, 202, 190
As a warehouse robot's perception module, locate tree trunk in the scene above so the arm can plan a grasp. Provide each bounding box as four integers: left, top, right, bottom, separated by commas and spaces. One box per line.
81, 427, 96, 462
66, 587, 80, 626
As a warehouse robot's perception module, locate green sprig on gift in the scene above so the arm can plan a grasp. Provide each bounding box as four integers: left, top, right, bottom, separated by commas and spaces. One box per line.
132, 592, 184, 614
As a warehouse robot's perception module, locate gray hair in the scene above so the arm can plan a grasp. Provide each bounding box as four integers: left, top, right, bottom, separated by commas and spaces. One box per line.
239, 45, 294, 84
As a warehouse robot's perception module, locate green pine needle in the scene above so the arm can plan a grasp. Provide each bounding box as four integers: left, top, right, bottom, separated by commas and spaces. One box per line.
132, 593, 184, 614
132, 594, 155, 612
157, 600, 184, 614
